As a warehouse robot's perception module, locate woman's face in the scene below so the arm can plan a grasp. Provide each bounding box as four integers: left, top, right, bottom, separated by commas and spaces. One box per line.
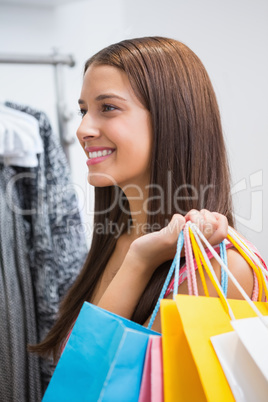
77, 64, 153, 190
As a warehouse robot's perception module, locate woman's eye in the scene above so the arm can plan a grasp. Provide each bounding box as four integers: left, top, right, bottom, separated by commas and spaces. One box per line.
102, 104, 117, 112
78, 109, 87, 118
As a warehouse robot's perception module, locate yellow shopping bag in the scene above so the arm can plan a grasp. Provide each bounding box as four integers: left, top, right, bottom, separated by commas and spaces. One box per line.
160, 298, 207, 402
161, 222, 268, 402
161, 295, 268, 402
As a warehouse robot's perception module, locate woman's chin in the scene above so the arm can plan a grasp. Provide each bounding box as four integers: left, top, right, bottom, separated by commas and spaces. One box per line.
87, 174, 116, 188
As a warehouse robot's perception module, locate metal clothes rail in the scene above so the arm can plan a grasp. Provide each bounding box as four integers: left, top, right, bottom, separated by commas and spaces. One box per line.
0, 52, 75, 66
0, 50, 76, 161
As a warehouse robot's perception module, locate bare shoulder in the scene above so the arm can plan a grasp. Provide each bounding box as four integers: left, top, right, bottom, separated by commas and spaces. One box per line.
221, 247, 254, 299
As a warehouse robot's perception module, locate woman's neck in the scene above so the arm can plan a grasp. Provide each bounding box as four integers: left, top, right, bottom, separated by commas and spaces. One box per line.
121, 183, 149, 239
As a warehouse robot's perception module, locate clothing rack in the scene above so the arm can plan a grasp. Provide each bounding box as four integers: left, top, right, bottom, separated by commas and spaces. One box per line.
0, 50, 76, 162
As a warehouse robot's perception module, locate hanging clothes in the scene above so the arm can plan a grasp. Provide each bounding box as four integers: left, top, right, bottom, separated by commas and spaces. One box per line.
1, 102, 88, 397
0, 104, 43, 167
0, 165, 42, 402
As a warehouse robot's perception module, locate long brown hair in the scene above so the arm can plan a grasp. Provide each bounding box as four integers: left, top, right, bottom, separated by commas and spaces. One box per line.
29, 36, 234, 362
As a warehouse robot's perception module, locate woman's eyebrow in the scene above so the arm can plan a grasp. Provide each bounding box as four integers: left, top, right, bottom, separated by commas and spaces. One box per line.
95, 94, 126, 101
95, 94, 127, 102
78, 94, 127, 105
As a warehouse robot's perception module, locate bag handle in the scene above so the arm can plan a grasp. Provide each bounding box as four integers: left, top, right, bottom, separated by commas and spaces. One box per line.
220, 241, 229, 296
188, 226, 209, 296
183, 224, 229, 297
147, 231, 184, 329
227, 227, 268, 302
148, 223, 233, 328
183, 224, 198, 296
190, 223, 268, 327
186, 223, 234, 318
148, 222, 268, 329
185, 222, 268, 304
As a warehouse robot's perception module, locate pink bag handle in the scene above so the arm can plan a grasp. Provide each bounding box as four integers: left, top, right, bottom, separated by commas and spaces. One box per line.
183, 224, 198, 296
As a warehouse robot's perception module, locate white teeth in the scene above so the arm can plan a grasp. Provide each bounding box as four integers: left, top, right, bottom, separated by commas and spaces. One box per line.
88, 149, 113, 159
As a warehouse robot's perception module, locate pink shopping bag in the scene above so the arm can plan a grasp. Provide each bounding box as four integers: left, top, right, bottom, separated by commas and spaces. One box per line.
139, 335, 164, 402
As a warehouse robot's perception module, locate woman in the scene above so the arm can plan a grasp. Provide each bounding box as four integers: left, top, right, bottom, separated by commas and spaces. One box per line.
30, 36, 259, 362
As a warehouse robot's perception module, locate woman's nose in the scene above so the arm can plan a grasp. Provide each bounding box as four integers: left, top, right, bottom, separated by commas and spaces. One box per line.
76, 114, 100, 143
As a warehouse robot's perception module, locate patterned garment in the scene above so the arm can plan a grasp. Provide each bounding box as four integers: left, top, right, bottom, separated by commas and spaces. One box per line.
3, 102, 88, 395
0, 165, 42, 402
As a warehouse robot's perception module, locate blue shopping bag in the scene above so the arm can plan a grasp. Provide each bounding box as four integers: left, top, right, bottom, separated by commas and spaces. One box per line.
43, 302, 160, 402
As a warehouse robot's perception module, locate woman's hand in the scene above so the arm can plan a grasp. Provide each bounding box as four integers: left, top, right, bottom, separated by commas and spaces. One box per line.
128, 210, 229, 273
185, 209, 228, 246
128, 214, 186, 272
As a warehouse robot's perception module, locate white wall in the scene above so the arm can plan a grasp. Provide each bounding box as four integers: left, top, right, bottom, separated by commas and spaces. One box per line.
0, 5, 59, 129
0, 0, 267, 261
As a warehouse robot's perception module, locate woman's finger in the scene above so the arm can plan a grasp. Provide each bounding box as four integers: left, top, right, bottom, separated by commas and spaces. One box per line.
185, 209, 228, 246
206, 212, 228, 245
199, 209, 218, 239
185, 209, 217, 239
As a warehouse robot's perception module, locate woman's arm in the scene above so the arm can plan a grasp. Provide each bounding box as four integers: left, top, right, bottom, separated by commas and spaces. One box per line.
97, 211, 231, 320
97, 214, 185, 318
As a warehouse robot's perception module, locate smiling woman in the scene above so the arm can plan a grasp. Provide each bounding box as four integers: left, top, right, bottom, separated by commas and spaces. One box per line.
28, 36, 267, 364
76, 64, 153, 190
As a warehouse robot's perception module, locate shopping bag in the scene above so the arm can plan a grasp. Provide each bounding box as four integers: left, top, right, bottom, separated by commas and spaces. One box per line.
160, 222, 268, 402
211, 315, 268, 402
43, 230, 184, 402
138, 335, 163, 402
161, 296, 234, 402
160, 223, 232, 401
230, 316, 268, 382
208, 227, 268, 402
174, 295, 268, 401
43, 302, 160, 402
190, 224, 268, 401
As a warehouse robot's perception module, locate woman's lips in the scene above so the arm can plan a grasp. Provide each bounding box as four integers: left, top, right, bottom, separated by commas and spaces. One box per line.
86, 148, 115, 166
